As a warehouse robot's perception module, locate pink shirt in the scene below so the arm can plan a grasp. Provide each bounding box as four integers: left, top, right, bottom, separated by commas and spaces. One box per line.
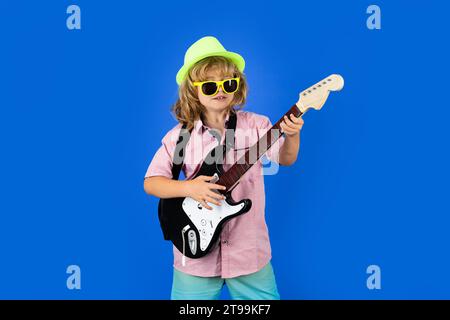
145, 110, 285, 278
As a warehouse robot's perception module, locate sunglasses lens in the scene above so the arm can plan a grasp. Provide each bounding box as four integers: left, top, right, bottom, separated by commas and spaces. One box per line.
202, 82, 218, 95
223, 79, 238, 93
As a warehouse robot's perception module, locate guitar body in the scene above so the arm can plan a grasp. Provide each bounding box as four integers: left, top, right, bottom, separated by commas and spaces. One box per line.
158, 145, 252, 259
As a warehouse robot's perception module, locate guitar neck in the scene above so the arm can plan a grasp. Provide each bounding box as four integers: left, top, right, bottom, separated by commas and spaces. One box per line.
218, 103, 304, 191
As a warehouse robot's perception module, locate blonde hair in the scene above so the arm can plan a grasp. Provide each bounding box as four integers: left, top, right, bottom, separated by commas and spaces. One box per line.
172, 56, 248, 131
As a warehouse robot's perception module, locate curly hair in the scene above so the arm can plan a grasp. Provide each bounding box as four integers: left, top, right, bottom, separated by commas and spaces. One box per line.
172, 56, 248, 130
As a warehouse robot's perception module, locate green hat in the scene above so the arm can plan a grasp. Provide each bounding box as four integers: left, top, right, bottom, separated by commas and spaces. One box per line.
176, 36, 245, 85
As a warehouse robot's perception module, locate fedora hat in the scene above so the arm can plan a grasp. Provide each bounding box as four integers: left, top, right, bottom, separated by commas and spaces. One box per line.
176, 36, 245, 85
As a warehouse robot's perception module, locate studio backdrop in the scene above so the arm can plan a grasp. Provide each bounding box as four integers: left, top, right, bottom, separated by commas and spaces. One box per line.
1, 0, 449, 299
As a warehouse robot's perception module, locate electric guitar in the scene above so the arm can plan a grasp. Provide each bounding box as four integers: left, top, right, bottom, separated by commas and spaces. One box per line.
158, 74, 345, 260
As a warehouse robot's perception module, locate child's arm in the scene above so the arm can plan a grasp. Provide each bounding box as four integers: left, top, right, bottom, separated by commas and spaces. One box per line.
278, 114, 304, 166
144, 175, 226, 210
279, 133, 300, 166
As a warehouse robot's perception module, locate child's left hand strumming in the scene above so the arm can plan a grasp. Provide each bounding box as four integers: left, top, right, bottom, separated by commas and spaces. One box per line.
280, 114, 304, 137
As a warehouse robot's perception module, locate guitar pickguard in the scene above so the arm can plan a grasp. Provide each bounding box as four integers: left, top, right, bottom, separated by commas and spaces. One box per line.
182, 197, 246, 251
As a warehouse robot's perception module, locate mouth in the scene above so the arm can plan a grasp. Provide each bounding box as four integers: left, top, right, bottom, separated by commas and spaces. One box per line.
213, 95, 227, 101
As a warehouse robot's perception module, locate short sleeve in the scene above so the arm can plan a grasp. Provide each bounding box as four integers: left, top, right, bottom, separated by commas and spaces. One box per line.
144, 126, 181, 179
257, 115, 285, 163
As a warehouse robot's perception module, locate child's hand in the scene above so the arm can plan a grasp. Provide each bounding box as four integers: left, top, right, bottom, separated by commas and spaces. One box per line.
280, 114, 304, 137
185, 175, 227, 210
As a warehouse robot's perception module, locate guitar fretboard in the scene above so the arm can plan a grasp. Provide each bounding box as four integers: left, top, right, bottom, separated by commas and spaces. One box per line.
218, 104, 303, 192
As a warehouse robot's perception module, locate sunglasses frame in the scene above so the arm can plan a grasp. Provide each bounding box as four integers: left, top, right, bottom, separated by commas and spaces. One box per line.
193, 77, 241, 96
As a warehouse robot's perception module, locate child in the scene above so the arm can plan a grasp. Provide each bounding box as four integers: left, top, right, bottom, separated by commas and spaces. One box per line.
143, 36, 304, 300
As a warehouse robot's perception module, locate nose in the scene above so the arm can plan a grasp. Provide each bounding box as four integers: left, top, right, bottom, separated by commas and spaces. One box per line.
212, 84, 224, 97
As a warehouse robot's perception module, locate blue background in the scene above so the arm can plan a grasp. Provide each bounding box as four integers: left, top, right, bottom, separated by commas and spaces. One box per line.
1, 0, 449, 299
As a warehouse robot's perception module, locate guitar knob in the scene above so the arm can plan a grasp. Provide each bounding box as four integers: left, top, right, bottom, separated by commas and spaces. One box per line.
201, 219, 206, 226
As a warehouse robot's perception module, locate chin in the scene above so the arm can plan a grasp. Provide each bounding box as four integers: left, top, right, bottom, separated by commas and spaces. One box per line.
207, 102, 230, 111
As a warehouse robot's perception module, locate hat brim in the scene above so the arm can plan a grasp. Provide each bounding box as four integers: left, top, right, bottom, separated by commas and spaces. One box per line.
176, 51, 245, 85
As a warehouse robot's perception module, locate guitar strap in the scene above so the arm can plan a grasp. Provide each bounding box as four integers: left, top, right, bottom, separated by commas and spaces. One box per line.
158, 112, 237, 243
170, 124, 191, 181
171, 111, 237, 180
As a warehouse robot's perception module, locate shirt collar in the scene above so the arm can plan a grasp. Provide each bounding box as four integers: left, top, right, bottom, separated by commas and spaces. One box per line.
194, 111, 231, 134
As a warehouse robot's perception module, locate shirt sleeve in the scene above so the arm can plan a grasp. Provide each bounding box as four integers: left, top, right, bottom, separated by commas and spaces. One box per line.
257, 115, 285, 163
144, 126, 180, 179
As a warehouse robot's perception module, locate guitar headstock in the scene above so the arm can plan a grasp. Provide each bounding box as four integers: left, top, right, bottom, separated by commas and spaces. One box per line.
296, 74, 344, 113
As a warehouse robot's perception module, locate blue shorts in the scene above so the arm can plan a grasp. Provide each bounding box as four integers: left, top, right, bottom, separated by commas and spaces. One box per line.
171, 262, 280, 300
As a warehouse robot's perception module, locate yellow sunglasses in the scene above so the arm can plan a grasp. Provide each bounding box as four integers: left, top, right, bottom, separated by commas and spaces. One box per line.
193, 77, 240, 96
